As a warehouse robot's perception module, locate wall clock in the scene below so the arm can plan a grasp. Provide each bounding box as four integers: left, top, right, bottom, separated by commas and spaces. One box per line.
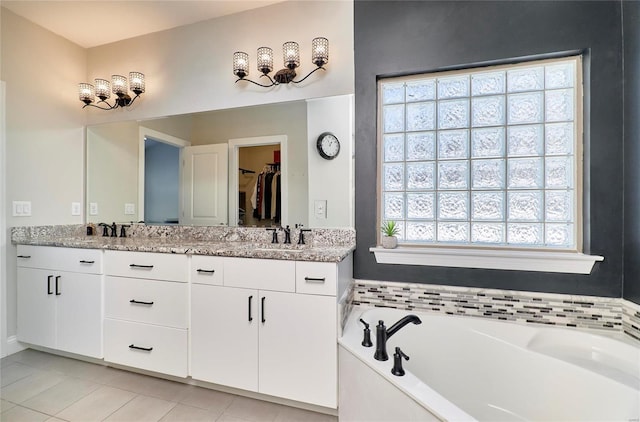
316, 132, 340, 160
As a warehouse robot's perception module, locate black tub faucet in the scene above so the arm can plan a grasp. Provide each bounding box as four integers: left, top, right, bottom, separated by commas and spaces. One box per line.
374, 314, 422, 361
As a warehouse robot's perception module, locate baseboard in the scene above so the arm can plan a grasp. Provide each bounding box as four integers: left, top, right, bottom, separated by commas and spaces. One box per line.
6, 335, 27, 356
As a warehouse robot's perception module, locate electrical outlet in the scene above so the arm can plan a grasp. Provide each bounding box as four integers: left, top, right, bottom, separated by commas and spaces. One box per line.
12, 201, 32, 217
124, 203, 135, 215
89, 202, 99, 215
71, 202, 81, 216
314, 200, 327, 219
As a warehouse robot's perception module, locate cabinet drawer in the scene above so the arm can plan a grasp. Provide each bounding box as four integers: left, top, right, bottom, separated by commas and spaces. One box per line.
105, 276, 188, 328
105, 250, 187, 282
224, 258, 295, 292
295, 262, 337, 296
191, 255, 224, 286
104, 318, 187, 378
17, 245, 103, 274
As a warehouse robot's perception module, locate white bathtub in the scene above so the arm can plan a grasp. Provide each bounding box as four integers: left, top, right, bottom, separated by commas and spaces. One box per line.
339, 307, 640, 422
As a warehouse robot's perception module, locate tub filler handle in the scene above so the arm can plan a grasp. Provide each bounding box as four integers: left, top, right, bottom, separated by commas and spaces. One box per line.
359, 318, 373, 347
391, 347, 409, 377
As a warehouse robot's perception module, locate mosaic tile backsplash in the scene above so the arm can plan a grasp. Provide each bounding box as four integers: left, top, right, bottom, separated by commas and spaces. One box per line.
352, 279, 640, 343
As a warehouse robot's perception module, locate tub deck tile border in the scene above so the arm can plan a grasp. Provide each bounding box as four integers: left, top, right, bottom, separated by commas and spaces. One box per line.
350, 280, 640, 344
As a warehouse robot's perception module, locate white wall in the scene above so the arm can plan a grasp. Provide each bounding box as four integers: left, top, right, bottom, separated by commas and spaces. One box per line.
1, 8, 87, 346
307, 95, 354, 228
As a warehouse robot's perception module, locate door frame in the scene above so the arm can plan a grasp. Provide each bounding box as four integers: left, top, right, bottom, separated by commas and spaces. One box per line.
138, 127, 190, 222
228, 135, 288, 227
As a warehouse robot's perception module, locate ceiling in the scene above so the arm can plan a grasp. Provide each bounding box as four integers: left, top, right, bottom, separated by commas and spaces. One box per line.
1, 0, 285, 48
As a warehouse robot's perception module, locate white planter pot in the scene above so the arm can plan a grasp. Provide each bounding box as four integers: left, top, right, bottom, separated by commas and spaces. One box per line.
381, 236, 398, 249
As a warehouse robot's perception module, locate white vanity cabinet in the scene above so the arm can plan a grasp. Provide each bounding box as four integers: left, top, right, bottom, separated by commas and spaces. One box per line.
16, 245, 104, 358
103, 250, 188, 377
191, 256, 348, 409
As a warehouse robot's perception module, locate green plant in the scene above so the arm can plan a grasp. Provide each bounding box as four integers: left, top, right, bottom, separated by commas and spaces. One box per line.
381, 220, 400, 237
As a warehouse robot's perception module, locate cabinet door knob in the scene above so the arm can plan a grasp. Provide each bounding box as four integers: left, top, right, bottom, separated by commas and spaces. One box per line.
129, 299, 154, 306
129, 344, 153, 352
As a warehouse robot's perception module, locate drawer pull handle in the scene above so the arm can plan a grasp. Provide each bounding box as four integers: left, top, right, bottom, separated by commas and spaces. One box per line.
261, 296, 266, 323
55, 276, 61, 295
79, 260, 95, 264
196, 269, 215, 274
17, 255, 31, 259
248, 295, 253, 322
129, 344, 153, 352
129, 299, 154, 306
305, 277, 326, 283
129, 264, 154, 269
47, 275, 53, 295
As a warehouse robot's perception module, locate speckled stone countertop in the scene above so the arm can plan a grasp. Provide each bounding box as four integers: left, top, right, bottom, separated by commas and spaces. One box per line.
11, 225, 355, 263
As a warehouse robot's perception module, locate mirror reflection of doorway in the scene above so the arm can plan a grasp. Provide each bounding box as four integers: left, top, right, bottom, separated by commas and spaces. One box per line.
144, 138, 180, 224
238, 144, 281, 227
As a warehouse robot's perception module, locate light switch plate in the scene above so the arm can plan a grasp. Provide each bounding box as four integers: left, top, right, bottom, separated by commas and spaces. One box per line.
12, 201, 32, 217
89, 202, 99, 215
71, 202, 81, 216
314, 200, 327, 219
124, 203, 136, 215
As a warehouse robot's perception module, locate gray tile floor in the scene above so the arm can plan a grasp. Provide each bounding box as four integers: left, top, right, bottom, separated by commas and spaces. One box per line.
0, 349, 337, 422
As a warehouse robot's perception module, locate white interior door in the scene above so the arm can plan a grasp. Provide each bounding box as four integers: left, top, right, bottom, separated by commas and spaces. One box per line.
181, 144, 228, 226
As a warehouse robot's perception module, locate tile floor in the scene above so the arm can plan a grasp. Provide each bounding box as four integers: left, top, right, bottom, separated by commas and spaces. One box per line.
0, 349, 337, 422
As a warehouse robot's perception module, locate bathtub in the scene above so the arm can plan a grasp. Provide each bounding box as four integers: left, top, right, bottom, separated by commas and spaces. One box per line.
339, 307, 640, 422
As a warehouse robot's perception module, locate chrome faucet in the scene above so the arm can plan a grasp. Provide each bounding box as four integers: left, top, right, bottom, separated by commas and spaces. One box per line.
374, 314, 422, 361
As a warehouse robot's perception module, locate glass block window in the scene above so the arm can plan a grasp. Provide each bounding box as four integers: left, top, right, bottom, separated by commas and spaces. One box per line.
379, 56, 581, 249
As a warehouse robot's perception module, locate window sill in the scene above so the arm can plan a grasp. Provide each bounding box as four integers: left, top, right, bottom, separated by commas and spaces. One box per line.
369, 246, 604, 274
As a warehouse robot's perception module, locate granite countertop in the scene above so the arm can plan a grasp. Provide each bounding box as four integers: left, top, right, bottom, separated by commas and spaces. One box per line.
12, 230, 355, 263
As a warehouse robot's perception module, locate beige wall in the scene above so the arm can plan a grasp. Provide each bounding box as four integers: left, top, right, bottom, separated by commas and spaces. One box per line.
1, 8, 87, 350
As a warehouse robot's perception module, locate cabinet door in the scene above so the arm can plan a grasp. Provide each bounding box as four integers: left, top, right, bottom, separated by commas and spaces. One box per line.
56, 272, 103, 358
258, 291, 337, 408
191, 284, 258, 391
17, 268, 56, 349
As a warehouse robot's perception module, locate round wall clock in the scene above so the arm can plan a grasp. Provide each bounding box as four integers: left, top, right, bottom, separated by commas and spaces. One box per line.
316, 132, 340, 160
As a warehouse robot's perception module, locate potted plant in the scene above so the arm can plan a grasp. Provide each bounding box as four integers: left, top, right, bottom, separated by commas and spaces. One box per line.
381, 220, 400, 249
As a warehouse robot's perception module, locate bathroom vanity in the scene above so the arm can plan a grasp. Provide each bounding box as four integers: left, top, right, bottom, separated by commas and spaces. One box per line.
12, 225, 354, 410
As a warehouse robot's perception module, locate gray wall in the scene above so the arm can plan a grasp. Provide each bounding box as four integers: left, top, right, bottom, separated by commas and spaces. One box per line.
623, 1, 640, 304
354, 1, 624, 298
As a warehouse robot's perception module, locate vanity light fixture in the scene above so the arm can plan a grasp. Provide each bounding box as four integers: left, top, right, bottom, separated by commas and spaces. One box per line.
233, 37, 328, 88
79, 72, 145, 110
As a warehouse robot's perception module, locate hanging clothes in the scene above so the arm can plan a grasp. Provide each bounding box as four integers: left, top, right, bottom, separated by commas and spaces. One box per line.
252, 165, 281, 223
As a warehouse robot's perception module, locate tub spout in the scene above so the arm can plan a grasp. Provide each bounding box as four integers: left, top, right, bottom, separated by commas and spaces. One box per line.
374, 315, 422, 361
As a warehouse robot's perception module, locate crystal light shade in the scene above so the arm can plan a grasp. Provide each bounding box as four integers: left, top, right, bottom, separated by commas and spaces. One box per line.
233, 37, 328, 87
129, 72, 145, 94
233, 51, 249, 78
312, 37, 329, 67
257, 47, 274, 75
78, 83, 95, 105
79, 71, 145, 110
283, 41, 300, 69
94, 79, 110, 100
111, 75, 128, 96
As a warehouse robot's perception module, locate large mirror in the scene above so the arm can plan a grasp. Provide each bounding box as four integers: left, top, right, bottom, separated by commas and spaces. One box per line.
86, 96, 354, 228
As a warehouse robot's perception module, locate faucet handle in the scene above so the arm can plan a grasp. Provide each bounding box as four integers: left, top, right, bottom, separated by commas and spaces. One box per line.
391, 347, 409, 377
120, 224, 131, 238
359, 319, 373, 347
266, 228, 278, 244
